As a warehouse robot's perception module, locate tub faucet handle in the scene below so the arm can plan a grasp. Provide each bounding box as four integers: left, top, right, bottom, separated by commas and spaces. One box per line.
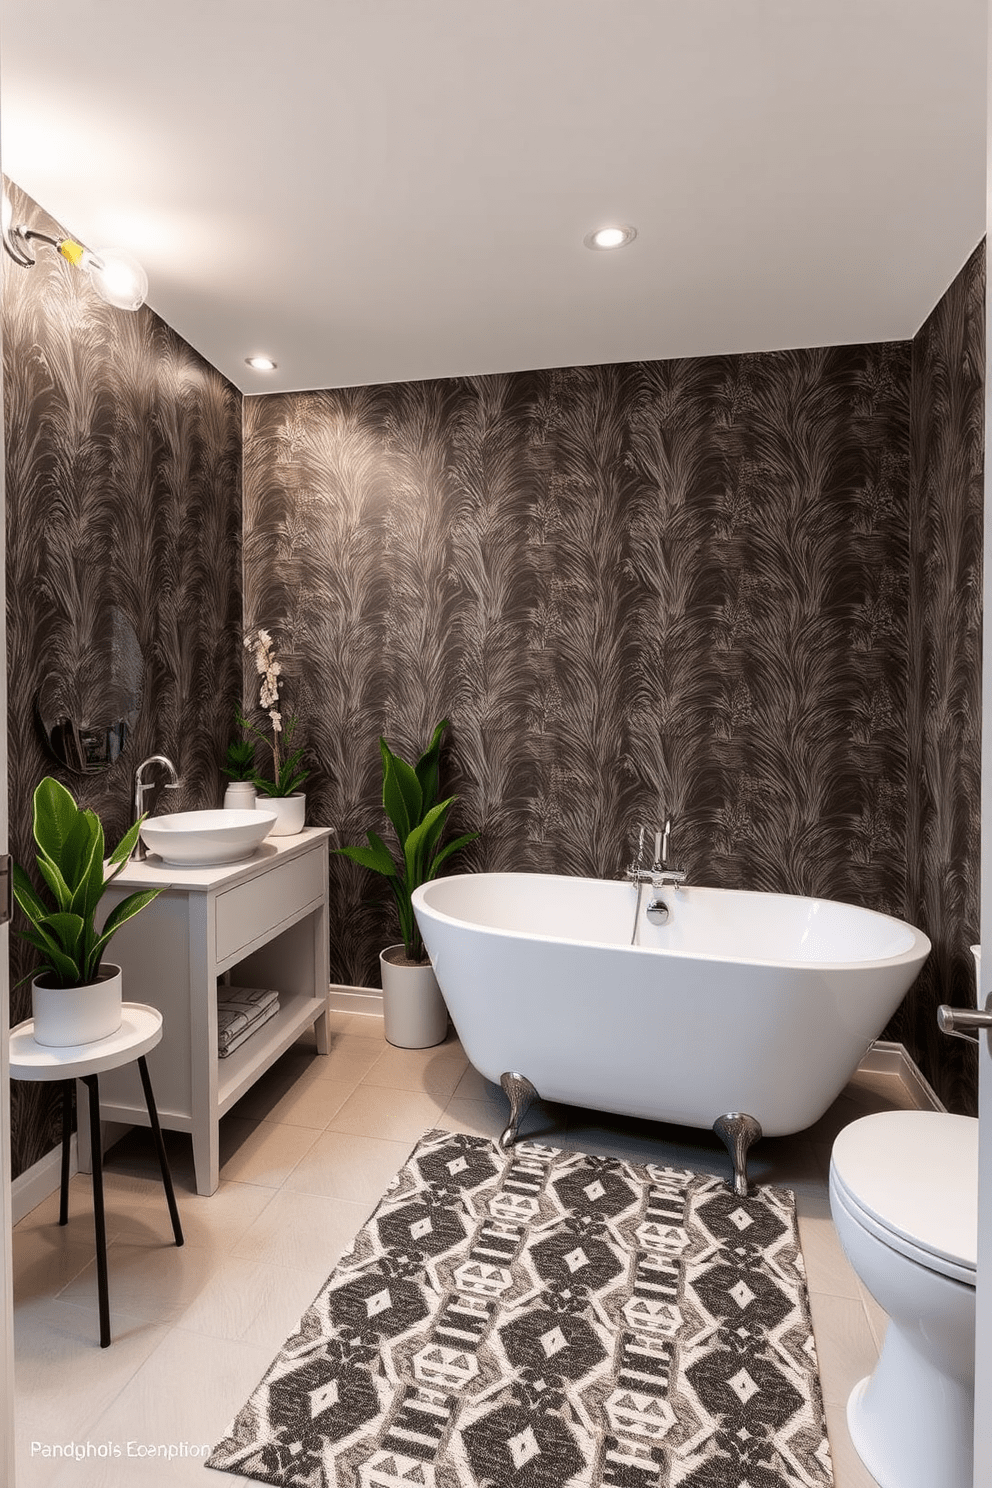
627, 825, 645, 877
626, 826, 659, 885
652, 813, 686, 887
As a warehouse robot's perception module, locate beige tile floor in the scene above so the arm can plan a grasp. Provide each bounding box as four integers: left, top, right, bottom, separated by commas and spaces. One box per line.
11, 1009, 918, 1486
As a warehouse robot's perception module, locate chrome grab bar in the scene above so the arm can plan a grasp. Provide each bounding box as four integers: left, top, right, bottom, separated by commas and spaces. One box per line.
937, 1002, 992, 1044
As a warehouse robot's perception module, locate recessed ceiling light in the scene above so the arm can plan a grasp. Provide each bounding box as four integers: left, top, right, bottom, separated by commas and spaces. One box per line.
584, 224, 637, 251
245, 355, 278, 371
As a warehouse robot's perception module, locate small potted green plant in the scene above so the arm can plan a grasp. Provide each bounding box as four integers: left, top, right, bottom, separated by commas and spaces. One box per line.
221, 727, 259, 812
240, 628, 310, 834
12, 777, 163, 1046
336, 718, 477, 1047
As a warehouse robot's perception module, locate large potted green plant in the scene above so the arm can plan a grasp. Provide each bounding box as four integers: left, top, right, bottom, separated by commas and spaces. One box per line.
13, 777, 163, 1047
336, 719, 477, 1047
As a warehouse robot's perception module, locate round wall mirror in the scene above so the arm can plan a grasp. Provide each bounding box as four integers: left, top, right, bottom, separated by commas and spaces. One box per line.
36, 606, 143, 774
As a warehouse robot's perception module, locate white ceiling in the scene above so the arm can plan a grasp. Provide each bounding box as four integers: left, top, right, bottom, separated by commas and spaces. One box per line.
1, 1, 986, 396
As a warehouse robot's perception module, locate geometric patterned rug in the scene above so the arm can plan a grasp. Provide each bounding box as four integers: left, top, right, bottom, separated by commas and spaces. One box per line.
207, 1129, 833, 1487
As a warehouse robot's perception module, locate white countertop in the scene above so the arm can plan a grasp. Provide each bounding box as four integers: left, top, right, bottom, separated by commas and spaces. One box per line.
107, 825, 335, 893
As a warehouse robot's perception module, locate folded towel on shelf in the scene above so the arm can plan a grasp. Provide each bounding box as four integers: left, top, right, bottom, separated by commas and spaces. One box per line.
218, 999, 280, 1057
217, 986, 281, 1057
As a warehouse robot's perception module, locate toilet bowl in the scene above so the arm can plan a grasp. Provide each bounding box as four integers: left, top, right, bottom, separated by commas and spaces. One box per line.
829, 1109, 978, 1488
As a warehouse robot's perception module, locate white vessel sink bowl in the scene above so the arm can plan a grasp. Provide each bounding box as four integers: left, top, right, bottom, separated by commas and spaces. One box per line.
139, 809, 277, 866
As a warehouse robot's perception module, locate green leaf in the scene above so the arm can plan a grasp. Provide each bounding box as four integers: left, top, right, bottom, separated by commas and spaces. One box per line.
414, 718, 448, 811
61, 807, 103, 889
281, 768, 310, 797
34, 855, 74, 912
30, 780, 106, 917
276, 746, 309, 794
31, 778, 81, 867
14, 926, 81, 987
12, 925, 55, 958
68, 823, 108, 925
107, 816, 145, 873
38, 802, 100, 897
33, 911, 87, 975
429, 830, 479, 876
381, 743, 421, 842
335, 834, 396, 877
404, 797, 453, 885
393, 888, 421, 960
12, 862, 49, 922
81, 917, 99, 981
38, 904, 87, 952
223, 737, 257, 781
254, 746, 310, 797
91, 889, 163, 973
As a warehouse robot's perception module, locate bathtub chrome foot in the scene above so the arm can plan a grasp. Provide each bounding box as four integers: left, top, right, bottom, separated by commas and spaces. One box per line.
713, 1112, 763, 1197
498, 1072, 539, 1150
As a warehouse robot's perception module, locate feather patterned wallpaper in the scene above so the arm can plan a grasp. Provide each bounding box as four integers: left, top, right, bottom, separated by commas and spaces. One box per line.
902, 242, 985, 1114
3, 182, 243, 1178
244, 249, 983, 1115
244, 363, 918, 1001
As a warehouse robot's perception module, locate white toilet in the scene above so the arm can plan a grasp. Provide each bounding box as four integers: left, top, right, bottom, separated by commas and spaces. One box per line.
829, 1108, 978, 1488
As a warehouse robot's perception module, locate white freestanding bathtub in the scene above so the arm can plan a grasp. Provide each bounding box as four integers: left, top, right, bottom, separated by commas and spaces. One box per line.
411, 872, 931, 1191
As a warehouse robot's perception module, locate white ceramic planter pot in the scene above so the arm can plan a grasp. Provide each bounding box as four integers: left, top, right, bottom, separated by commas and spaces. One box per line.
223, 781, 257, 810
263, 794, 306, 836
32, 964, 123, 1048
380, 946, 448, 1048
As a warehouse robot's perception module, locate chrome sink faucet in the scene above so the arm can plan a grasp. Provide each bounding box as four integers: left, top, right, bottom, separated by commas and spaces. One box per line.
131, 755, 181, 861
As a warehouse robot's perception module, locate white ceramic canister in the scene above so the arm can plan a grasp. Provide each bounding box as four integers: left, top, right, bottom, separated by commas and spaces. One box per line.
223, 781, 257, 810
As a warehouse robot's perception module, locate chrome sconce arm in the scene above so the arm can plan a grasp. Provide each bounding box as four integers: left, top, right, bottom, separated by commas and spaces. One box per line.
2, 195, 148, 311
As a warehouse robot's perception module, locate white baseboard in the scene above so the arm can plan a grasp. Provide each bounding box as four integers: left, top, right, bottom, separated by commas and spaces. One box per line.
859, 1039, 946, 1112
11, 1138, 78, 1227
328, 983, 384, 1016
10, 989, 380, 1226
5, 1028, 940, 1228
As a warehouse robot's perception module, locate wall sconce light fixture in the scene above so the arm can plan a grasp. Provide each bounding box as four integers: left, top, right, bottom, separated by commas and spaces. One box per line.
1, 195, 148, 311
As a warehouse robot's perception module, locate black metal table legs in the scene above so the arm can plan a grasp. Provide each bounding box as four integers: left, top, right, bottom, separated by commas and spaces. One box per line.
59, 1080, 72, 1227
80, 1073, 111, 1347
62, 1061, 184, 1348
137, 1055, 184, 1248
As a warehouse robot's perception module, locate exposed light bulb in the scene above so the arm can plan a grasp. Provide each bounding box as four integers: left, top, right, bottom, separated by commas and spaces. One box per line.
245, 355, 278, 371
82, 247, 148, 311
584, 223, 637, 251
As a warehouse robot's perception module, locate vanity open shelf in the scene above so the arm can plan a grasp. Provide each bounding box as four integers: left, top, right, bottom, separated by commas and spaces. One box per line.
82, 826, 333, 1194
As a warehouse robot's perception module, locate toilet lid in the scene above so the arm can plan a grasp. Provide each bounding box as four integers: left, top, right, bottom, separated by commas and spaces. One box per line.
830, 1110, 978, 1282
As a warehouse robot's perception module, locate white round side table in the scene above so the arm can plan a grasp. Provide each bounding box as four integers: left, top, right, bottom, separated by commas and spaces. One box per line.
9, 1002, 184, 1348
